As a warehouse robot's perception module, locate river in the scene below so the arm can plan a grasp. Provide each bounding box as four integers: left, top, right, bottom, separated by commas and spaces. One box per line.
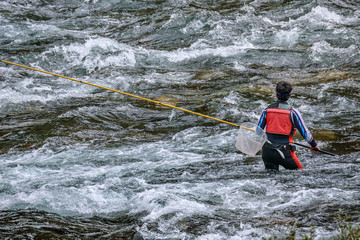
0, 0, 359, 239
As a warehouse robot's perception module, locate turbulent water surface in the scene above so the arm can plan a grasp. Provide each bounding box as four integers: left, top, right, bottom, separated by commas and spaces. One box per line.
0, 0, 359, 239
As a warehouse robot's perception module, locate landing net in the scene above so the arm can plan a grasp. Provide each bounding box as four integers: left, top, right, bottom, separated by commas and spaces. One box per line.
235, 122, 267, 156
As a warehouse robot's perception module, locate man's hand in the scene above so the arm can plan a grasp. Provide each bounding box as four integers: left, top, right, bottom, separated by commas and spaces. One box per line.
310, 146, 320, 154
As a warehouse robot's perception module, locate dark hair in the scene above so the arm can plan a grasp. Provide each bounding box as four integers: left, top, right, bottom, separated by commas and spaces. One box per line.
276, 81, 292, 101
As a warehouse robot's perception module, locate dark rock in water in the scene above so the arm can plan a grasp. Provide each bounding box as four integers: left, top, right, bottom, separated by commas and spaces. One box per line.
132, 232, 144, 240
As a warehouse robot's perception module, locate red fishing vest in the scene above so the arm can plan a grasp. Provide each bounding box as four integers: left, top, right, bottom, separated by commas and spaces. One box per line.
266, 104, 296, 137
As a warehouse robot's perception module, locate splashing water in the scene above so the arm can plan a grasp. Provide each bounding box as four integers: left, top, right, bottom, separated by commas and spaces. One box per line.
0, 0, 359, 239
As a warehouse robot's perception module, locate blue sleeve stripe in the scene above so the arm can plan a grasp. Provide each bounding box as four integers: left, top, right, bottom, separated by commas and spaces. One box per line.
258, 108, 267, 130
292, 109, 307, 140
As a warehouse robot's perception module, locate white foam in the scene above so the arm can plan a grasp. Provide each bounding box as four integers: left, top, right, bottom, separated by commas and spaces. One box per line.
309, 6, 344, 24
310, 40, 357, 63
42, 37, 137, 71
137, 188, 209, 221
156, 40, 255, 62
275, 28, 300, 47
0, 76, 90, 112
294, 6, 358, 28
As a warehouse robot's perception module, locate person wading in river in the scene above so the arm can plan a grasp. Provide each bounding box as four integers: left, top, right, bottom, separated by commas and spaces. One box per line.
257, 81, 320, 170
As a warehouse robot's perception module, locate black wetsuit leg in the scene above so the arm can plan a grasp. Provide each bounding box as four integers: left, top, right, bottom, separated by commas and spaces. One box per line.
262, 144, 300, 170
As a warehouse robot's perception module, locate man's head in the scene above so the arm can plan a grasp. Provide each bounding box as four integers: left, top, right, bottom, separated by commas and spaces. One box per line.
276, 81, 292, 101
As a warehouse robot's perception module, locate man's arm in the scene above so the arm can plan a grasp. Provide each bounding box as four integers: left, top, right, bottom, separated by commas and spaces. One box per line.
291, 108, 317, 147
257, 108, 267, 130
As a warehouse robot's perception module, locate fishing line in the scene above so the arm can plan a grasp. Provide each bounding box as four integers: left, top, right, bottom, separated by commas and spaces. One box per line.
1, 60, 336, 156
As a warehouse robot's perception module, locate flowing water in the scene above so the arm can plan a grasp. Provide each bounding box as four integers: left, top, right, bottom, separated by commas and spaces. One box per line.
0, 0, 359, 239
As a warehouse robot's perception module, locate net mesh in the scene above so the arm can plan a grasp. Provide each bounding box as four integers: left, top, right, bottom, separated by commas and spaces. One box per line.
235, 122, 267, 156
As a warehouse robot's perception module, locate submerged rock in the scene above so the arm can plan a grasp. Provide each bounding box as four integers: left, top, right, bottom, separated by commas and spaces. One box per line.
316, 71, 354, 82
155, 96, 180, 108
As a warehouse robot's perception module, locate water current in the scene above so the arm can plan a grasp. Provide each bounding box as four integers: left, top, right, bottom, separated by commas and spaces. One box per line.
0, 0, 359, 239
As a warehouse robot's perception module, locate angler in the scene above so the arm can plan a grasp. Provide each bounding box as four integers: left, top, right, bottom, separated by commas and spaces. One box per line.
257, 81, 320, 170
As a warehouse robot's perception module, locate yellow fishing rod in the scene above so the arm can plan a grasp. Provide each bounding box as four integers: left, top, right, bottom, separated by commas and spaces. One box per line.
1, 60, 247, 129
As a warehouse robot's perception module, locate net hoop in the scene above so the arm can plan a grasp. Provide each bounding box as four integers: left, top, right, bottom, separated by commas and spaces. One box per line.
235, 122, 267, 156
